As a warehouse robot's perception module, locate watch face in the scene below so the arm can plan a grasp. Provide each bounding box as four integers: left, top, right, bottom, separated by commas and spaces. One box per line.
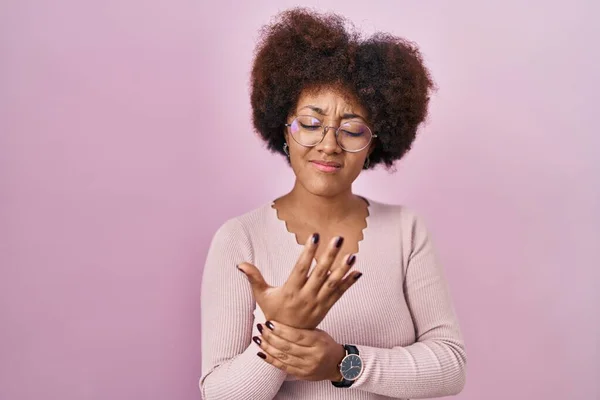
340, 354, 363, 381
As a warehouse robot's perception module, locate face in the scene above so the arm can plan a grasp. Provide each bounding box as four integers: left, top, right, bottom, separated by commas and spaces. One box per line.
285, 88, 373, 197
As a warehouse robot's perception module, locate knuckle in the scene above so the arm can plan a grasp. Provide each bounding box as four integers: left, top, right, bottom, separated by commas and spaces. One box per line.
296, 259, 309, 271
281, 343, 292, 352
308, 308, 321, 322
295, 296, 310, 309
314, 309, 326, 323
313, 268, 327, 279
277, 352, 289, 360
296, 265, 308, 275
322, 256, 334, 267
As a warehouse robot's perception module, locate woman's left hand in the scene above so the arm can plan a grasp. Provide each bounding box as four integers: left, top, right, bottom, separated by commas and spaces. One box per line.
254, 321, 346, 382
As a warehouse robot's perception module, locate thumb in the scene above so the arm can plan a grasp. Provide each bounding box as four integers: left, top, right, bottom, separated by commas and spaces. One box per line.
237, 262, 270, 296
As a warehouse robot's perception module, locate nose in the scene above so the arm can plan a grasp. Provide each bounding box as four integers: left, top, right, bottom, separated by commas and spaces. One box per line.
316, 126, 342, 155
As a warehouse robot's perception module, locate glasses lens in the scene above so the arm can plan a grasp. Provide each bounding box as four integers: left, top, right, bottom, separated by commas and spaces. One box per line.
289, 115, 323, 146
337, 122, 372, 151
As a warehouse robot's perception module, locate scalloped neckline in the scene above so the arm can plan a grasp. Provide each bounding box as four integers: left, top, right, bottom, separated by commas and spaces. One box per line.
270, 196, 372, 253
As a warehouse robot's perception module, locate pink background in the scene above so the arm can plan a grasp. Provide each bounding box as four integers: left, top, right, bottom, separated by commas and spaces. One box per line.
1, 1, 598, 399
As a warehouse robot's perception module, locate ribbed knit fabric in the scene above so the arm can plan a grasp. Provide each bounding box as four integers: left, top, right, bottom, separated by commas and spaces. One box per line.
200, 198, 466, 400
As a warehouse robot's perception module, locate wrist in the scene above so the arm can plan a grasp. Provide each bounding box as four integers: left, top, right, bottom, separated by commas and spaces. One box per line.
329, 343, 346, 381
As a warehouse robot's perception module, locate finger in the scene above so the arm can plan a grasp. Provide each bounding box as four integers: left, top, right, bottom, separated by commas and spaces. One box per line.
302, 236, 344, 294
237, 262, 270, 299
253, 334, 305, 368
325, 271, 363, 309
284, 233, 320, 289
256, 351, 307, 377
260, 320, 314, 347
316, 253, 356, 301
259, 323, 310, 359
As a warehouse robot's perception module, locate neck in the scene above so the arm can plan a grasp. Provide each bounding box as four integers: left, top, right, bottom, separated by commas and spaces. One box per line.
284, 180, 361, 223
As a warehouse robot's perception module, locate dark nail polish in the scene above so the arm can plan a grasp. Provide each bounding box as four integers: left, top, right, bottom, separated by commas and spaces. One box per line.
257, 352, 267, 359
347, 254, 356, 266
312, 233, 320, 244
257, 324, 263, 334
236, 265, 243, 272
335, 237, 344, 248
265, 321, 275, 330
252, 336, 261, 345
354, 272, 363, 280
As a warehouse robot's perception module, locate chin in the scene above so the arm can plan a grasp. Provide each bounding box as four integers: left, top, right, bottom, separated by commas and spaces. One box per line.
302, 176, 348, 197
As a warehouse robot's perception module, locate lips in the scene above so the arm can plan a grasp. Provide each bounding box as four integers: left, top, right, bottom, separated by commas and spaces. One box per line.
310, 160, 342, 173
312, 160, 341, 167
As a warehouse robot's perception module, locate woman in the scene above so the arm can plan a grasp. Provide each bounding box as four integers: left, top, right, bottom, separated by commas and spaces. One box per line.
200, 8, 466, 400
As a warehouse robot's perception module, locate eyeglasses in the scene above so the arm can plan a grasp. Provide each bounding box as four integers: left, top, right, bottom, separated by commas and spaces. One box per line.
284, 115, 377, 153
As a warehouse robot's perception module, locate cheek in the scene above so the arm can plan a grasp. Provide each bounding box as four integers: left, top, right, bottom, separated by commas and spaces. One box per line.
290, 146, 310, 162
345, 154, 366, 172
289, 148, 310, 173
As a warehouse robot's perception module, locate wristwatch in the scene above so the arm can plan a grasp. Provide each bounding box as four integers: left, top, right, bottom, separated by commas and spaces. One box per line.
331, 344, 363, 388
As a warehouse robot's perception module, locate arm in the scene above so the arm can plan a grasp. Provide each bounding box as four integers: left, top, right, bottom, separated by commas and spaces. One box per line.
199, 219, 286, 400
351, 213, 467, 398
253, 213, 466, 398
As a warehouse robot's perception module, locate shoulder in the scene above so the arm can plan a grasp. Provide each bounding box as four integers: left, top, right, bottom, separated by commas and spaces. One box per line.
209, 202, 273, 248
366, 198, 437, 266
367, 198, 428, 230
366, 197, 433, 251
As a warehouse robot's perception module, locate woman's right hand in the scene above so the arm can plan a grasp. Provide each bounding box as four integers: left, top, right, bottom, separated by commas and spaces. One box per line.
237, 234, 362, 330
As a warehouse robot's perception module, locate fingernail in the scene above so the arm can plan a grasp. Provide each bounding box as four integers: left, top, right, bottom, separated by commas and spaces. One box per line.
252, 336, 261, 345
312, 233, 320, 244
257, 352, 267, 359
265, 321, 275, 330
257, 324, 263, 334
236, 265, 243, 272
335, 237, 344, 248
347, 254, 356, 266
354, 272, 363, 280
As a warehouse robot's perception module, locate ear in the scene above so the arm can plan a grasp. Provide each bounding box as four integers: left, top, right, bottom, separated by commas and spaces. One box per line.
283, 117, 291, 142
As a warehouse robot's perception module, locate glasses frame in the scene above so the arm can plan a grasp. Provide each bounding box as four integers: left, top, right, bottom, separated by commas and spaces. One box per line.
284, 114, 377, 153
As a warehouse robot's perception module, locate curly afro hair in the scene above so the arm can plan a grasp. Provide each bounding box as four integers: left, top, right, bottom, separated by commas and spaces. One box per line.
250, 8, 435, 169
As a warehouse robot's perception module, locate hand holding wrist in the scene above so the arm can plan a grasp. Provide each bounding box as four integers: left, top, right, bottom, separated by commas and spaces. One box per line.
253, 321, 352, 382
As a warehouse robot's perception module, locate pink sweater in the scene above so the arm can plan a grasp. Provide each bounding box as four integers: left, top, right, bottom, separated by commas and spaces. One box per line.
200, 198, 466, 399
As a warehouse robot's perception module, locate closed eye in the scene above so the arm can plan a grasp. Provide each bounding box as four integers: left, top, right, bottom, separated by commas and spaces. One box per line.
300, 123, 322, 131
340, 129, 364, 137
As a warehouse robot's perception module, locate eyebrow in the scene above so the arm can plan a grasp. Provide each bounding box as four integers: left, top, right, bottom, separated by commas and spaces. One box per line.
299, 105, 366, 121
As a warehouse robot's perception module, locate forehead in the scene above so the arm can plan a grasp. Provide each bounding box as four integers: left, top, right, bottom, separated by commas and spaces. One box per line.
296, 87, 367, 116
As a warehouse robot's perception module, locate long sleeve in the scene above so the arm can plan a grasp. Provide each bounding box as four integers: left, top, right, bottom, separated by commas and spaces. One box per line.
199, 219, 287, 400
351, 213, 467, 398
